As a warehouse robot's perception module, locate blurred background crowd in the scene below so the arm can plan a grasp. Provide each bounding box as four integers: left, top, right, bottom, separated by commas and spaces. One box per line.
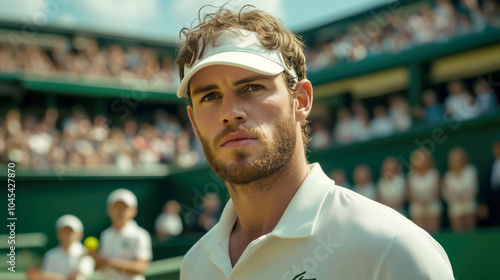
0, 106, 205, 169
306, 0, 500, 71
331, 141, 500, 233
309, 78, 498, 149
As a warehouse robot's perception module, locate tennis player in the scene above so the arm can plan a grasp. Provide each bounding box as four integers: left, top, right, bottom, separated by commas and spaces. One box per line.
176, 5, 454, 279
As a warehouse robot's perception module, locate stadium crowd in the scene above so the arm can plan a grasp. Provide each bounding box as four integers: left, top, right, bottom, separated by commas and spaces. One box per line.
309, 78, 499, 149
331, 140, 500, 232
0, 107, 204, 169
0, 36, 178, 85
306, 0, 500, 71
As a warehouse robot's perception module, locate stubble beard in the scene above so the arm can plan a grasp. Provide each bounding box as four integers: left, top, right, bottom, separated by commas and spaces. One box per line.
198, 114, 297, 186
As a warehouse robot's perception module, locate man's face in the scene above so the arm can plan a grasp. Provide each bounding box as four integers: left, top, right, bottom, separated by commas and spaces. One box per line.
187, 65, 298, 185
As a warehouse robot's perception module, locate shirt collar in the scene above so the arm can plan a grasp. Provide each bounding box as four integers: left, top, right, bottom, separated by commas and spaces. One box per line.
198, 163, 333, 275
270, 163, 333, 238
200, 162, 333, 245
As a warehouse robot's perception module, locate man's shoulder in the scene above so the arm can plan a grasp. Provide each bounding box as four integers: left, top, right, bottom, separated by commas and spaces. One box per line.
321, 185, 420, 242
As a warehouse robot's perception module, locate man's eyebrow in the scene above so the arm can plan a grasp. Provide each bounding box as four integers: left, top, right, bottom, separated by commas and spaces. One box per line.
232, 74, 273, 86
190, 74, 274, 98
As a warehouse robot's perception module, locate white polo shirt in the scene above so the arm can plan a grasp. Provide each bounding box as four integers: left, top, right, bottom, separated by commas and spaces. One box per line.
100, 220, 152, 280
180, 163, 454, 280
43, 242, 94, 279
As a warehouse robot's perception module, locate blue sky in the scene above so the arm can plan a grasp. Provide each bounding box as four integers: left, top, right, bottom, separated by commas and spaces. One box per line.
0, 0, 393, 41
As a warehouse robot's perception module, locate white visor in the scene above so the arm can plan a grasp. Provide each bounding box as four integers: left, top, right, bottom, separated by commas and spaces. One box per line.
176, 28, 297, 98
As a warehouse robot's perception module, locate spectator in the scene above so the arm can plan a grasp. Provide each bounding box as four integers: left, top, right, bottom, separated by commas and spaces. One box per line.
377, 157, 407, 214
474, 79, 498, 114
370, 105, 394, 137
353, 164, 376, 200
422, 89, 444, 123
408, 148, 442, 233
310, 122, 330, 149
30, 214, 95, 280
330, 168, 351, 189
481, 134, 500, 226
333, 107, 354, 144
91, 189, 152, 280
155, 200, 183, 241
350, 102, 372, 142
442, 147, 478, 232
194, 193, 222, 233
389, 96, 412, 132
444, 80, 478, 120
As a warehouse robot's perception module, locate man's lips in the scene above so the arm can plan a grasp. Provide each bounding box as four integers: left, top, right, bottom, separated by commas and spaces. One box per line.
220, 132, 258, 147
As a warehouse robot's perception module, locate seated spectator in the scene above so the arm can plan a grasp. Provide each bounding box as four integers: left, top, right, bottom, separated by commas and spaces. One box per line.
474, 79, 498, 114
443, 147, 478, 232
333, 107, 354, 144
377, 157, 407, 214
444, 80, 478, 120
408, 148, 442, 233
422, 89, 444, 123
370, 105, 394, 137
353, 164, 376, 200
155, 200, 183, 241
194, 193, 222, 233
389, 96, 412, 132
482, 134, 500, 226
330, 168, 351, 189
310, 122, 330, 149
351, 102, 372, 142
29, 214, 95, 280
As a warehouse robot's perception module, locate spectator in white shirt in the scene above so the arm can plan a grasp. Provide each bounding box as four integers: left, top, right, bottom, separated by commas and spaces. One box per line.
370, 105, 394, 137
353, 164, 376, 200
443, 147, 478, 232
333, 107, 354, 144
408, 148, 442, 233
155, 200, 183, 241
91, 189, 152, 280
31, 215, 95, 280
444, 80, 478, 120
377, 157, 407, 214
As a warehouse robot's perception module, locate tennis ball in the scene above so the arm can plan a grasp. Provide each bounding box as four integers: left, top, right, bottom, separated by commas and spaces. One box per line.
83, 236, 99, 252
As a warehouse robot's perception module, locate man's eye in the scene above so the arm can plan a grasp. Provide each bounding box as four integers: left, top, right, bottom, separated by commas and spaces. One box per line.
247, 85, 263, 92
202, 93, 217, 101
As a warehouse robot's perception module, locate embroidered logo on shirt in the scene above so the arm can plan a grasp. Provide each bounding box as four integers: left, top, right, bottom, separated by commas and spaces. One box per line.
292, 271, 316, 280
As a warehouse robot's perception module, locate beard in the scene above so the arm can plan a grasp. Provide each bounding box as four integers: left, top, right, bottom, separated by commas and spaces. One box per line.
197, 113, 297, 185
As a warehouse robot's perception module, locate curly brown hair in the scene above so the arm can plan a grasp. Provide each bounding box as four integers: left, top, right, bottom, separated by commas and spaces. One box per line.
175, 4, 311, 150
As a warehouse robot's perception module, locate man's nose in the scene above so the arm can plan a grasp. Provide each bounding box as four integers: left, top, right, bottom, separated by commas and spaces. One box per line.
219, 92, 247, 126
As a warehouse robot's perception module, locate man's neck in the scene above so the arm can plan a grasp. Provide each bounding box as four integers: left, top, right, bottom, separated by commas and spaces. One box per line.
227, 148, 311, 246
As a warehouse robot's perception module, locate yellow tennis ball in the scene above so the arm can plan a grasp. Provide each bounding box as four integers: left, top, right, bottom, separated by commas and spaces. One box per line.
83, 236, 99, 252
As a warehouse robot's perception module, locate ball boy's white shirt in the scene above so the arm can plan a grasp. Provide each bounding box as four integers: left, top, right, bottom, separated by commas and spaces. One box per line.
43, 242, 95, 279
180, 163, 454, 280
100, 220, 152, 280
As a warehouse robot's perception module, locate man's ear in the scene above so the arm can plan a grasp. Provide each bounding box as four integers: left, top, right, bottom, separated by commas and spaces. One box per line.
294, 79, 313, 122
187, 105, 200, 139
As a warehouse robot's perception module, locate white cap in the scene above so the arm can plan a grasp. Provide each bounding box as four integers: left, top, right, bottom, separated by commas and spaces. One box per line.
56, 214, 83, 233
107, 188, 137, 208
176, 28, 298, 98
